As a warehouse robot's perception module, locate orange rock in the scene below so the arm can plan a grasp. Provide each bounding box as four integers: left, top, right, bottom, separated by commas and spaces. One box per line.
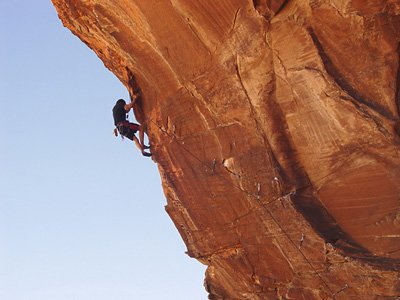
52, 0, 400, 298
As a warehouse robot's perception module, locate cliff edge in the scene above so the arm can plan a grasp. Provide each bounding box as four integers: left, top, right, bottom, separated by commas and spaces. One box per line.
52, 0, 400, 298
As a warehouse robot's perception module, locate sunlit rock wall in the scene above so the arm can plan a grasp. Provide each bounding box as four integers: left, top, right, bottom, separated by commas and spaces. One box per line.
52, 0, 400, 298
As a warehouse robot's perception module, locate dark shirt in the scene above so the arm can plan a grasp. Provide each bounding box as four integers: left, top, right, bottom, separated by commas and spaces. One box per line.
112, 101, 127, 126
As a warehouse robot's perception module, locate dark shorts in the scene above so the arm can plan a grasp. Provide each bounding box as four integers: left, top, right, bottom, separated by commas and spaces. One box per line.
117, 121, 139, 140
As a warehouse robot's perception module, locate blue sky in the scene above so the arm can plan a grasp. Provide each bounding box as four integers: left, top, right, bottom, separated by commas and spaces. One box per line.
0, 1, 206, 299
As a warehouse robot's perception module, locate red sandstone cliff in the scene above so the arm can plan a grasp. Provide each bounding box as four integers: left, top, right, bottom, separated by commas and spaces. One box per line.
52, 1, 400, 299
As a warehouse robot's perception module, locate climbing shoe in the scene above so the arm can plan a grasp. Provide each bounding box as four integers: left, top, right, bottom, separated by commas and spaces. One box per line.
142, 151, 152, 157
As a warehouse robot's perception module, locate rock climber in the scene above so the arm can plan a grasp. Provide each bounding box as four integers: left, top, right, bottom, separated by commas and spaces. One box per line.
112, 93, 152, 157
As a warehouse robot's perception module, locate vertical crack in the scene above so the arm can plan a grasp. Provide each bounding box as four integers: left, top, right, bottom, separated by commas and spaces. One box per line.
274, 0, 290, 16
234, 55, 282, 181
230, 8, 241, 32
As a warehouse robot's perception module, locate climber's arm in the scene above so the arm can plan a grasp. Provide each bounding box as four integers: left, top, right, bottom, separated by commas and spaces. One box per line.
124, 93, 139, 112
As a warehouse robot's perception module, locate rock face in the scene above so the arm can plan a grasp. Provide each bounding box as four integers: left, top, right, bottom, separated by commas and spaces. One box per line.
52, 0, 400, 298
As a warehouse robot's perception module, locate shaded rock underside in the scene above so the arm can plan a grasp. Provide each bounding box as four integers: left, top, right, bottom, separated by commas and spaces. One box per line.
52, 0, 400, 299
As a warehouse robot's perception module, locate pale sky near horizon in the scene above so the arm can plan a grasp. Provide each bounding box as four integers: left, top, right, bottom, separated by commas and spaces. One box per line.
0, 1, 207, 299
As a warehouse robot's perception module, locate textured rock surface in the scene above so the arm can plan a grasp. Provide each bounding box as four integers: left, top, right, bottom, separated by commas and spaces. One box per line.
52, 0, 400, 298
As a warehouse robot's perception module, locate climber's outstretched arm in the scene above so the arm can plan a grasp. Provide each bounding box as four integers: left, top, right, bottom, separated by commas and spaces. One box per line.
124, 93, 139, 112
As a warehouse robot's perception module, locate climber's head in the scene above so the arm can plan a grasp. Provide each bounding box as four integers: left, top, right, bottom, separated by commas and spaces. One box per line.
116, 99, 126, 106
